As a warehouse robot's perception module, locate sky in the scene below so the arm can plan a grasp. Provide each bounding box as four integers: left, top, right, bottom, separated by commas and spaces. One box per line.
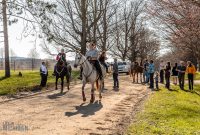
0, 20, 114, 61
0, 20, 77, 60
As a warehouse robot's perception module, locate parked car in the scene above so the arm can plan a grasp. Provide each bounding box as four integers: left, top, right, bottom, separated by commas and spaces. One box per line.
117, 61, 130, 75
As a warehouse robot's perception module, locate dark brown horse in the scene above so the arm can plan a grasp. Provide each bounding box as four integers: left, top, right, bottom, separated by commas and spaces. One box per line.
130, 62, 143, 83
55, 62, 69, 93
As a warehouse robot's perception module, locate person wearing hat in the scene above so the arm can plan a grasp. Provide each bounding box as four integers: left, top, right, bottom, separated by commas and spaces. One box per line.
56, 48, 66, 64
53, 48, 67, 76
79, 41, 103, 80
99, 51, 108, 73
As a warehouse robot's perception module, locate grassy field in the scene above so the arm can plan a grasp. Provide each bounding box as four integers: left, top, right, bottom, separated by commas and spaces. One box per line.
127, 85, 200, 135
0, 70, 79, 95
195, 72, 200, 80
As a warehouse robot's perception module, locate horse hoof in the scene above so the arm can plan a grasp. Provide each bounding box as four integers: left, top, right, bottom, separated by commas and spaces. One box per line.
83, 98, 86, 102
90, 100, 94, 103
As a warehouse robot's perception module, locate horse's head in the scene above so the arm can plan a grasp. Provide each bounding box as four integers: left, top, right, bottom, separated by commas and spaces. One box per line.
74, 52, 85, 68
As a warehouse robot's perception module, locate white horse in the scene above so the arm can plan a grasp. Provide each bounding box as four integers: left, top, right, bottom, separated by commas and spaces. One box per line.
74, 53, 106, 103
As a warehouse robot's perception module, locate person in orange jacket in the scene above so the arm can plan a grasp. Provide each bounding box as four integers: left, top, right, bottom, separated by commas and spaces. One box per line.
186, 61, 196, 91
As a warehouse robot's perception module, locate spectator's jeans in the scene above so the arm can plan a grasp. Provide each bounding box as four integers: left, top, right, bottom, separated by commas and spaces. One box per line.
144, 71, 149, 83
156, 81, 159, 89
165, 76, 170, 89
188, 74, 194, 90
178, 74, 185, 89
160, 69, 164, 83
113, 73, 119, 87
149, 73, 154, 89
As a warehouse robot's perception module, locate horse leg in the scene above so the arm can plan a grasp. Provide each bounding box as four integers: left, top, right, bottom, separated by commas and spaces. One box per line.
99, 80, 102, 101
61, 76, 64, 93
133, 73, 135, 83
82, 82, 86, 102
55, 77, 58, 90
90, 83, 95, 103
66, 75, 70, 90
137, 73, 138, 83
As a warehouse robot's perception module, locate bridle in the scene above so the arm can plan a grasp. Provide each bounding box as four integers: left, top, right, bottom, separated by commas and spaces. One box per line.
76, 54, 87, 66
56, 65, 65, 76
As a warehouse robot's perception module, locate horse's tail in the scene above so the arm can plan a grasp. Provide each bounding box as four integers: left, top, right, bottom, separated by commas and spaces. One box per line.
96, 80, 99, 90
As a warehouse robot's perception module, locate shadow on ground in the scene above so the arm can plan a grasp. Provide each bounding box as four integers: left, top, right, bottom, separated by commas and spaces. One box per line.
47, 91, 68, 99
65, 101, 103, 117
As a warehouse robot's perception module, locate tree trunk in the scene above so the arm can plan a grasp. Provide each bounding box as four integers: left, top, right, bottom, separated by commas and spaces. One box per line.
102, 4, 107, 51
81, 0, 87, 55
2, 0, 10, 77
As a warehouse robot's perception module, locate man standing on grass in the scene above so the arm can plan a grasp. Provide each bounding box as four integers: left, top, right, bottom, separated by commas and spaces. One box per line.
159, 60, 165, 83
148, 60, 155, 90
113, 58, 119, 89
143, 59, 149, 83
40, 62, 48, 87
177, 61, 186, 90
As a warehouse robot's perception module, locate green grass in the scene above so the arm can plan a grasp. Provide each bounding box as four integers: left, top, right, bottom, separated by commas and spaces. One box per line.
195, 72, 200, 80
127, 85, 200, 135
0, 70, 79, 95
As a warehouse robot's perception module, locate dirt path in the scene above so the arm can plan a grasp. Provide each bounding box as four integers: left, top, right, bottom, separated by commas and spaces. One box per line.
0, 76, 149, 135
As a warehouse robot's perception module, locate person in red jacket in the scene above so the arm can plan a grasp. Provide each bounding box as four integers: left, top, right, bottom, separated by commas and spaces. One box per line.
53, 48, 67, 76
56, 48, 66, 63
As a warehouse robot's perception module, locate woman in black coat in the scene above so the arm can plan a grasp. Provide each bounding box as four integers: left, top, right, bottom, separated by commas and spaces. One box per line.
165, 62, 171, 89
172, 63, 178, 85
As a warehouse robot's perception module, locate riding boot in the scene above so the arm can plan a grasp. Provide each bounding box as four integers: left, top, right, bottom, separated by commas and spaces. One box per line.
78, 67, 83, 80
52, 65, 56, 76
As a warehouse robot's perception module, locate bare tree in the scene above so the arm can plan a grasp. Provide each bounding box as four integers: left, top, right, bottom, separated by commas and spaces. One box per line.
28, 47, 39, 70
148, 0, 200, 69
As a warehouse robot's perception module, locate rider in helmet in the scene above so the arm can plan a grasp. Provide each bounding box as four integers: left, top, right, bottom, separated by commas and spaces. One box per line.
56, 48, 66, 64
78, 41, 103, 80
53, 48, 67, 76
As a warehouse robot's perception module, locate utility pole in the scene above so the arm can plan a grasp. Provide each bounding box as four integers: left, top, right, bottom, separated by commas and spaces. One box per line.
2, 0, 10, 77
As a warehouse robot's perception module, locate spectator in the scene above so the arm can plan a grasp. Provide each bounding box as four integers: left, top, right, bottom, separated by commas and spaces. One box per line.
40, 62, 48, 87
177, 61, 186, 90
172, 63, 178, 85
159, 60, 165, 83
148, 60, 155, 89
154, 71, 159, 90
99, 51, 109, 73
113, 58, 119, 89
143, 59, 149, 83
165, 62, 171, 89
186, 61, 196, 91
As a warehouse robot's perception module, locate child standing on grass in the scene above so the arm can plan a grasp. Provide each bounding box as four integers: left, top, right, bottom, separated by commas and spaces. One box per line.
154, 71, 159, 90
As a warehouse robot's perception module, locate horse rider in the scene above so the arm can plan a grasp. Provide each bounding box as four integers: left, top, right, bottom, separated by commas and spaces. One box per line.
99, 51, 109, 73
78, 41, 103, 80
53, 48, 67, 76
